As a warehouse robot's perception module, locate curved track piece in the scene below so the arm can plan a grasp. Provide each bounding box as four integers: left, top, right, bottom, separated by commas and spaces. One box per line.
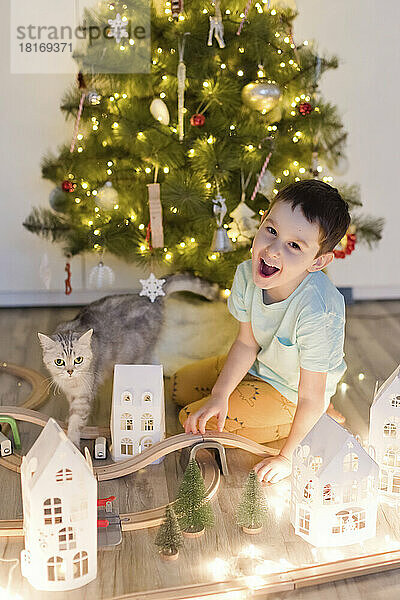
0, 406, 279, 478
0, 362, 49, 411
0, 449, 220, 537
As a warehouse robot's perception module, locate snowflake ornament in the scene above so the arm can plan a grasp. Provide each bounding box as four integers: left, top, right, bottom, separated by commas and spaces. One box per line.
107, 13, 129, 44
139, 273, 166, 303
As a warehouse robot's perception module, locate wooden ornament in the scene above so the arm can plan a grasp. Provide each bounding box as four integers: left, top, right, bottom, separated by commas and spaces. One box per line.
147, 183, 164, 248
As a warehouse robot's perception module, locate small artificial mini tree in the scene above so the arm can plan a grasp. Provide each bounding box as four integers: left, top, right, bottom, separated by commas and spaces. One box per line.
174, 458, 214, 536
155, 504, 183, 560
236, 470, 269, 534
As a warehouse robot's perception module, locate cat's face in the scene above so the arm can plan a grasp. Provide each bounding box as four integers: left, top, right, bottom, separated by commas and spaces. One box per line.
38, 329, 93, 387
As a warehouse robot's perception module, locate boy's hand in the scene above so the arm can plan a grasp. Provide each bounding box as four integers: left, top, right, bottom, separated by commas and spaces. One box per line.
184, 395, 229, 435
253, 454, 292, 485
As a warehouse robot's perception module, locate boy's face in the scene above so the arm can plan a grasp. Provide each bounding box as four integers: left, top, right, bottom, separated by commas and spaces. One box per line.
251, 200, 334, 299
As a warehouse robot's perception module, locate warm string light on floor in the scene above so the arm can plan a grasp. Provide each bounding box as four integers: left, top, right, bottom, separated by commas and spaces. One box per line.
0, 558, 21, 600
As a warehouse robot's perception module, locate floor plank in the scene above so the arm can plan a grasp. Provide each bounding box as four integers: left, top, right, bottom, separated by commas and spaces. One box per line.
0, 298, 399, 598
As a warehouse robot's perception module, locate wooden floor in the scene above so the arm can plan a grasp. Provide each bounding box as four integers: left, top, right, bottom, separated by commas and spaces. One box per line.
0, 298, 400, 599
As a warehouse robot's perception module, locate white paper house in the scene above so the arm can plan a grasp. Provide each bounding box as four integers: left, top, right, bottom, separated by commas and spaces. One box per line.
20, 418, 97, 591
111, 364, 165, 462
290, 413, 379, 547
368, 364, 400, 501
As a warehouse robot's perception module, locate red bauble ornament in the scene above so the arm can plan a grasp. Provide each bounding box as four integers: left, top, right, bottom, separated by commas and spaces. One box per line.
298, 102, 313, 116
62, 180, 76, 193
190, 113, 206, 127
333, 232, 357, 259
333, 249, 346, 259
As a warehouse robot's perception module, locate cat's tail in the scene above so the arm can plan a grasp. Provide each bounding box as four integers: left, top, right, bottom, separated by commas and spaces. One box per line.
163, 273, 219, 301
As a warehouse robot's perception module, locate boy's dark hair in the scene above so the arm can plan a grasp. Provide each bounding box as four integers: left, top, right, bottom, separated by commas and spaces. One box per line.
266, 179, 351, 257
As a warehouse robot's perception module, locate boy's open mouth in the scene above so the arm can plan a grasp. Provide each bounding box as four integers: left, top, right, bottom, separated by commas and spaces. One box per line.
259, 257, 280, 278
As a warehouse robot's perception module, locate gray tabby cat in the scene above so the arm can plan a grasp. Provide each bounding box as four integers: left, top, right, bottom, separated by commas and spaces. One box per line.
38, 274, 218, 447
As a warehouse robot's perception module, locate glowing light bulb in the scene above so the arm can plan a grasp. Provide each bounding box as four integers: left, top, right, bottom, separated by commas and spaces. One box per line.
340, 382, 349, 393
271, 8, 276, 13
77, 147, 83, 152
205, 182, 212, 189
220, 63, 226, 69
145, 167, 151, 173
75, 198, 81, 204
237, 70, 244, 76
138, 223, 145, 230
210, 253, 217, 260
358, 373, 365, 381
180, 242, 186, 248
94, 229, 100, 235
163, 166, 169, 173
190, 237, 195, 242
160, 92, 166, 98
112, 122, 119, 129
203, 81, 209, 88
77, 133, 83, 140
299, 167, 306, 174
140, 244, 146, 251
94, 207, 99, 212
238, 47, 244, 53
303, 40, 309, 45
222, 289, 231, 298
165, 252, 172, 260
88, 220, 93, 226
113, 204, 119, 209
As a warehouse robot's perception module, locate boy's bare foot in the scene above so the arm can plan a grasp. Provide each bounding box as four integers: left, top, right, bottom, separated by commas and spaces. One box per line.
327, 402, 346, 424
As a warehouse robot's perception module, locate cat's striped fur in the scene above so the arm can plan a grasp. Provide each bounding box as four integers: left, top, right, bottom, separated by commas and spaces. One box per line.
38, 274, 218, 446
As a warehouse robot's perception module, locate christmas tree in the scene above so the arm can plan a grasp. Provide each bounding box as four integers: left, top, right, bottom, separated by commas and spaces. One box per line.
155, 504, 183, 558
23, 0, 383, 288
174, 458, 214, 534
236, 469, 268, 531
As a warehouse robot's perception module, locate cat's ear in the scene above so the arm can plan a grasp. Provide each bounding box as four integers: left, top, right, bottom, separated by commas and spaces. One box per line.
37, 332, 55, 350
78, 329, 93, 345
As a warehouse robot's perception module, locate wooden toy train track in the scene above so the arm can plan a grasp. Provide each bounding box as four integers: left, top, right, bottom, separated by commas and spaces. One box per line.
0, 362, 279, 538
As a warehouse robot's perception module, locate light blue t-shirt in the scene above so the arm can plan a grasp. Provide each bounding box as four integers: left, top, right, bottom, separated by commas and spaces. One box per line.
227, 259, 347, 408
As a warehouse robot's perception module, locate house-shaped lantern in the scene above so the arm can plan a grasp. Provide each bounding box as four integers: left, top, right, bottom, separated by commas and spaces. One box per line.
290, 413, 379, 547
111, 364, 165, 463
20, 418, 97, 591
369, 364, 400, 501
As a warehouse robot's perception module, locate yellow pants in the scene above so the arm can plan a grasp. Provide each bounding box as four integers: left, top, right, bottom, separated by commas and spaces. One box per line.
171, 355, 297, 444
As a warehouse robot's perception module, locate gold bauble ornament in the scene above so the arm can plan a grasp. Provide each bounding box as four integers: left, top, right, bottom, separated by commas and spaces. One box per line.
241, 81, 282, 113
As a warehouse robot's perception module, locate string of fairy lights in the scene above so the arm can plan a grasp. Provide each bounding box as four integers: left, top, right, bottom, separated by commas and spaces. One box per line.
64, 1, 336, 272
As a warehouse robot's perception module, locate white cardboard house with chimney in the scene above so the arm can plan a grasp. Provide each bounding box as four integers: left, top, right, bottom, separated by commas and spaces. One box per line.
369, 364, 400, 501
20, 418, 97, 591
290, 413, 379, 547
111, 364, 165, 462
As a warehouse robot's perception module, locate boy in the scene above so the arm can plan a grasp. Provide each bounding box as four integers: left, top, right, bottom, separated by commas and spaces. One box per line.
173, 180, 350, 485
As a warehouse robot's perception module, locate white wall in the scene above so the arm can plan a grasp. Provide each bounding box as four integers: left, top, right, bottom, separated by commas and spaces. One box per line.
0, 0, 398, 304
295, 0, 400, 299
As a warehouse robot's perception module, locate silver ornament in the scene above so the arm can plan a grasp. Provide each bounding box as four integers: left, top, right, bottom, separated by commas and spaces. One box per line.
88, 261, 115, 289
87, 90, 101, 105
96, 181, 119, 210
242, 81, 282, 113
211, 226, 232, 252
210, 192, 232, 252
